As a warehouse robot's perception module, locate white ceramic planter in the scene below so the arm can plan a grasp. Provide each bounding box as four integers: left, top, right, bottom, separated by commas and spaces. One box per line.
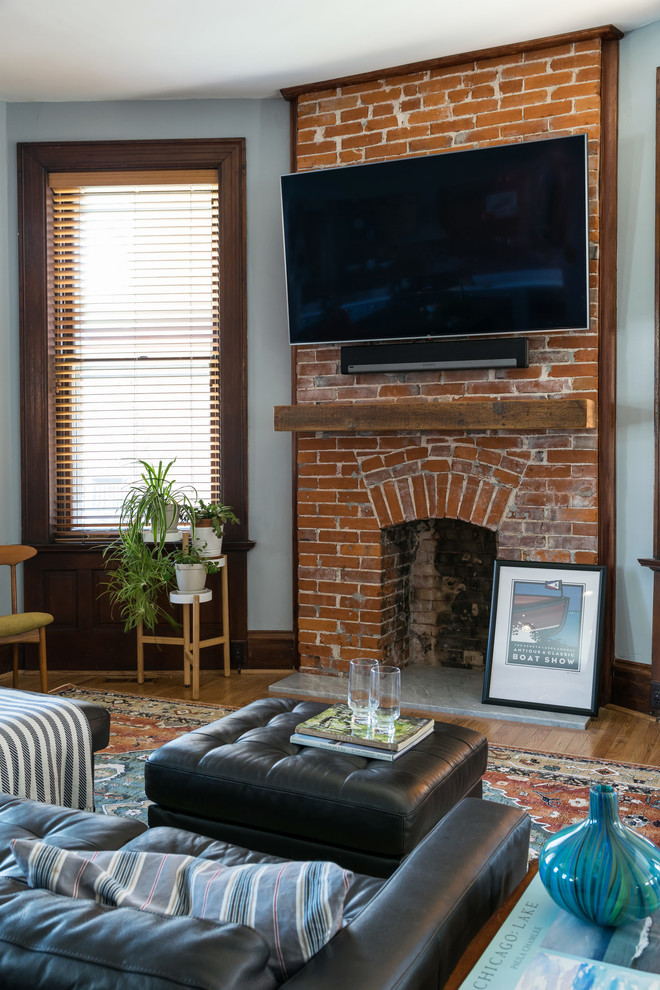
174, 563, 207, 593
162, 500, 180, 533
147, 500, 180, 542
192, 521, 224, 559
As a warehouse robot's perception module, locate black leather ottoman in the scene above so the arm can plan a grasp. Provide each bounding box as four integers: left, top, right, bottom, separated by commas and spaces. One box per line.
145, 697, 488, 876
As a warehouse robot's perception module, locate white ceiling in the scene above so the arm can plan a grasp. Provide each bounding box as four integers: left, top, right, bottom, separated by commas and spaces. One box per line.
0, 0, 657, 103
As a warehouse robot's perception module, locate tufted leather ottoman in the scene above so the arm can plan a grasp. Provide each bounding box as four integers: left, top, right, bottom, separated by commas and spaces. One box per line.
145, 697, 488, 876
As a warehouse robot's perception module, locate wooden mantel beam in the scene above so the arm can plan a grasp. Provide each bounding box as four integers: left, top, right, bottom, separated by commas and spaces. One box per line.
274, 398, 596, 433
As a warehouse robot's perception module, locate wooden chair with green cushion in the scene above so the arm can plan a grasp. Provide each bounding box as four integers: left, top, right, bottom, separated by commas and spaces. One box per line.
0, 546, 53, 693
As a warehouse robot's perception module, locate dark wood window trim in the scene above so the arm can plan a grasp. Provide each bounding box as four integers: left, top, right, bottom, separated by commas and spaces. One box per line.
17, 139, 252, 670
18, 138, 248, 546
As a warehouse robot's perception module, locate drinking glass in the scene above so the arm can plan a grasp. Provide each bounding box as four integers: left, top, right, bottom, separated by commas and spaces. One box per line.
348, 659, 378, 724
370, 665, 401, 731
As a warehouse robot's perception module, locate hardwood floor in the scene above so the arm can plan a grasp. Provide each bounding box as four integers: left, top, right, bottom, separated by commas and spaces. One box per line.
7, 668, 660, 768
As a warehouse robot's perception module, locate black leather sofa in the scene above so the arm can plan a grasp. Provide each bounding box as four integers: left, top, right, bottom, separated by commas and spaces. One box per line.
0, 791, 530, 990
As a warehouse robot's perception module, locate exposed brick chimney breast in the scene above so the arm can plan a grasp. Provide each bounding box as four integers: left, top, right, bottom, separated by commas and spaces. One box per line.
292, 38, 603, 676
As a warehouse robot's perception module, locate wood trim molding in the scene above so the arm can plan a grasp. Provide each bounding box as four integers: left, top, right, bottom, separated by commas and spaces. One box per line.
288, 108, 300, 669
288, 98, 298, 174
611, 657, 652, 715
595, 38, 620, 707
17, 138, 249, 544
275, 399, 596, 433
246, 631, 296, 670
280, 24, 624, 100
17, 149, 49, 544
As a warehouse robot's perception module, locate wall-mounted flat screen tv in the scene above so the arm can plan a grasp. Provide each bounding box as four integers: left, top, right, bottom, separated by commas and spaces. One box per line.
281, 134, 589, 347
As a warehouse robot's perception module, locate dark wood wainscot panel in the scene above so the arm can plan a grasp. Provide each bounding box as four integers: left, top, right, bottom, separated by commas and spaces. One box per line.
17, 544, 252, 673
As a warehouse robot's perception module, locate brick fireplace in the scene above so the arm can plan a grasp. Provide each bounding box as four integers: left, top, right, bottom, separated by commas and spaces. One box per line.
381, 518, 497, 670
278, 27, 619, 690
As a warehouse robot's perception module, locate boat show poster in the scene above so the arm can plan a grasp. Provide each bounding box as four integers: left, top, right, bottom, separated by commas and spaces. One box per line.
506, 579, 584, 673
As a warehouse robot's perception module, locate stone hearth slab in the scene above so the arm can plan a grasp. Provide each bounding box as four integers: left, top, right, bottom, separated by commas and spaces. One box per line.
269, 665, 590, 730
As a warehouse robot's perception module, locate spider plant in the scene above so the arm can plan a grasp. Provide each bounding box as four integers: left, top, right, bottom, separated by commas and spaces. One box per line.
103, 531, 175, 632
102, 458, 196, 631
119, 459, 197, 550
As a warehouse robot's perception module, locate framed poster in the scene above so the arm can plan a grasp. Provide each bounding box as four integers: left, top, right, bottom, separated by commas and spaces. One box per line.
483, 560, 606, 716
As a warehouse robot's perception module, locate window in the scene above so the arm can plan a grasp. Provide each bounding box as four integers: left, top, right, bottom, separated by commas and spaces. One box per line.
49, 171, 220, 536
18, 140, 246, 547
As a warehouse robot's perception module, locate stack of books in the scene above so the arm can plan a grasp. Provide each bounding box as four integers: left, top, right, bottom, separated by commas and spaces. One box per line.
290, 703, 435, 761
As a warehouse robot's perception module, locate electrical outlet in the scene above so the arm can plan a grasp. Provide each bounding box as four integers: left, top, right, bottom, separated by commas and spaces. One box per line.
651, 682, 660, 711
230, 640, 246, 671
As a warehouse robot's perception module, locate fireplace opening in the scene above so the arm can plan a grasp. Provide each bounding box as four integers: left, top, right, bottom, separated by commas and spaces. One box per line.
381, 518, 497, 669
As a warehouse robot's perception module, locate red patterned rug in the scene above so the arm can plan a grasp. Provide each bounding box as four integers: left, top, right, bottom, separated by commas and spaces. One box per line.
485, 746, 660, 857
54, 687, 236, 821
54, 687, 660, 857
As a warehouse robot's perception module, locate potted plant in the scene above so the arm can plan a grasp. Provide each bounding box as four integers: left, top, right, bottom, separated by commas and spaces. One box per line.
169, 545, 220, 594
120, 459, 197, 550
191, 499, 239, 558
103, 533, 175, 632
103, 458, 197, 631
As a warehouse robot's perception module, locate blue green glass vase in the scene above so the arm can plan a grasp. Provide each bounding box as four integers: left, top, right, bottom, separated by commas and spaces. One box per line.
538, 783, 660, 927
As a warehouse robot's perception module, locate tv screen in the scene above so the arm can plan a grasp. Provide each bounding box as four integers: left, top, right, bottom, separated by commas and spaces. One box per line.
281, 134, 589, 347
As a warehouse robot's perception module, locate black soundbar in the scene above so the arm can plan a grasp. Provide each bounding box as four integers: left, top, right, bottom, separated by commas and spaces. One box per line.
340, 338, 529, 374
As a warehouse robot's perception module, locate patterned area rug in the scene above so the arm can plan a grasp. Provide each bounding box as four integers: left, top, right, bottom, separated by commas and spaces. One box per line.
54, 687, 660, 857
485, 747, 660, 857
54, 687, 235, 822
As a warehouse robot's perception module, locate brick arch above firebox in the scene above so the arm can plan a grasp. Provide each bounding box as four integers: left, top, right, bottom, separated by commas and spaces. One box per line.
357, 443, 530, 533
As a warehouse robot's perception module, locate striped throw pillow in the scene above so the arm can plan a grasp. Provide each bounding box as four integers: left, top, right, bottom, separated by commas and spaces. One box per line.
11, 839, 352, 982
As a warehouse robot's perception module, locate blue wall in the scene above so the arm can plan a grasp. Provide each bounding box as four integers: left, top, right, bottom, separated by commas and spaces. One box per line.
615, 20, 660, 664
3, 98, 292, 630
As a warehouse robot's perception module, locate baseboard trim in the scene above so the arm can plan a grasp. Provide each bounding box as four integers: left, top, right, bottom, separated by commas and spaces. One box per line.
246, 631, 296, 670
611, 658, 652, 714
4, 631, 297, 674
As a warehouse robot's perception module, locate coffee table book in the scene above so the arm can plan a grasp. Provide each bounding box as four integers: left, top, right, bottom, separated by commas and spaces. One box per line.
293, 703, 435, 751
456, 872, 660, 990
289, 729, 432, 761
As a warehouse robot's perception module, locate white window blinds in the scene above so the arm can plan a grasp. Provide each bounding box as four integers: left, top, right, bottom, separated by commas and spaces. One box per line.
48, 170, 220, 538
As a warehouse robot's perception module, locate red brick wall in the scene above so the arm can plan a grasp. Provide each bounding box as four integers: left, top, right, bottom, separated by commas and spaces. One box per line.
291, 37, 604, 675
